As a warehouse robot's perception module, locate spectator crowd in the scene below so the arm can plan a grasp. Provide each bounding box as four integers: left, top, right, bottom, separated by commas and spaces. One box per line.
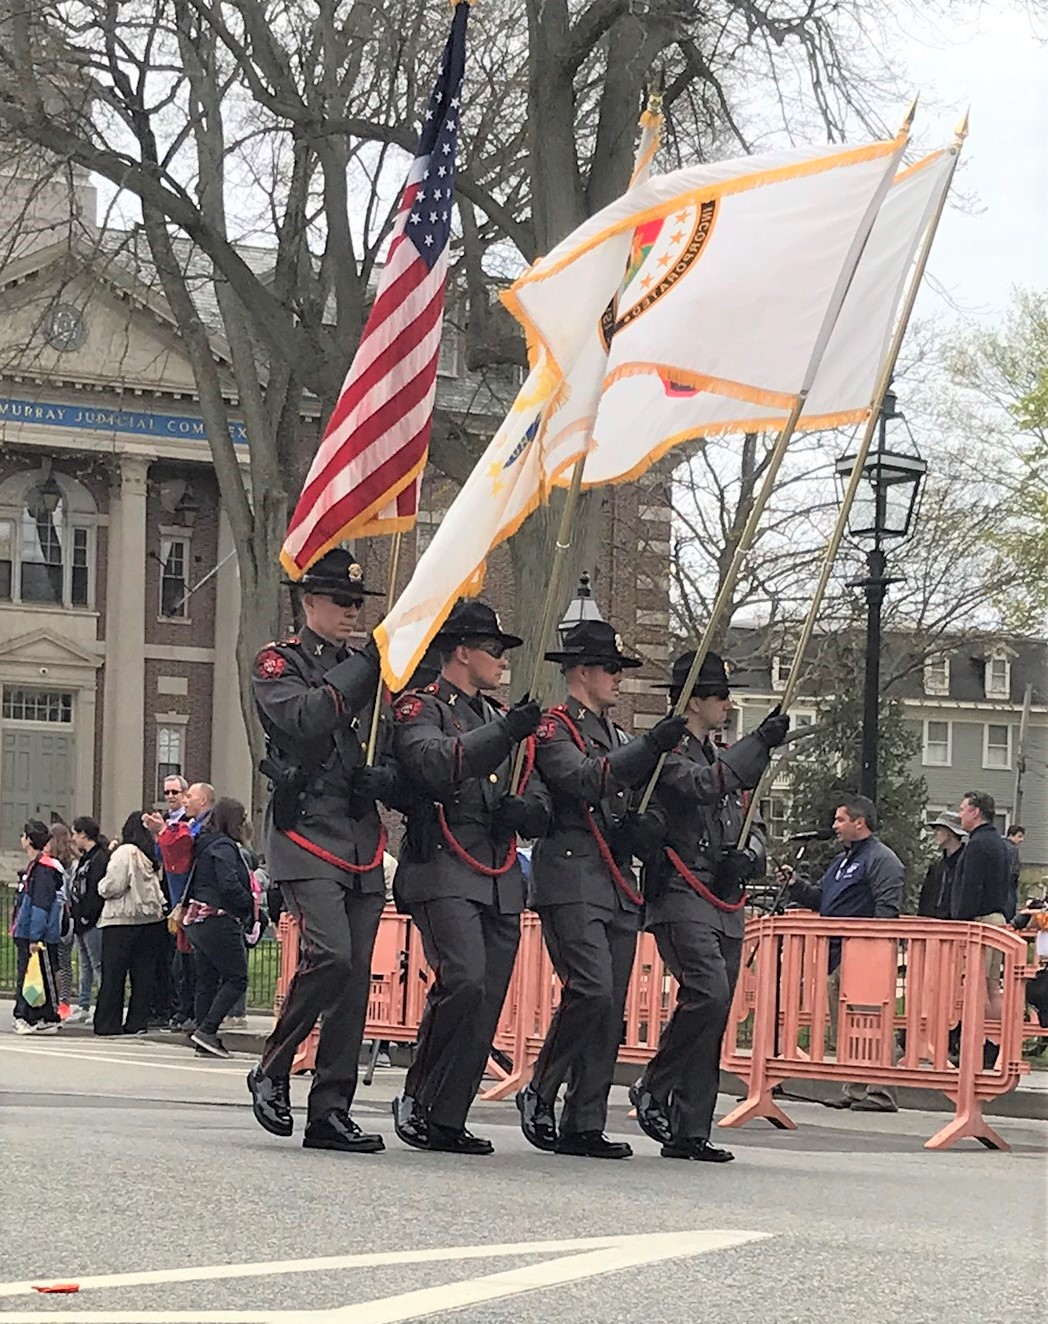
9, 774, 270, 1057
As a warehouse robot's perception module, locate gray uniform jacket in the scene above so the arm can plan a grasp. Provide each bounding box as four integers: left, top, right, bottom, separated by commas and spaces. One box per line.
391, 678, 552, 914
643, 730, 770, 937
530, 700, 661, 913
252, 626, 385, 891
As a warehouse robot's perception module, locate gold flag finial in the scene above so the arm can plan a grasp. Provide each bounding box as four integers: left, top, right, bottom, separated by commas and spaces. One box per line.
898, 94, 919, 135
953, 105, 970, 144
641, 67, 665, 122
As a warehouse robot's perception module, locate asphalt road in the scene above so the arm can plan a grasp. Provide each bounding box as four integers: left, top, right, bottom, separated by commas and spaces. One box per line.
1, 1035, 1045, 1324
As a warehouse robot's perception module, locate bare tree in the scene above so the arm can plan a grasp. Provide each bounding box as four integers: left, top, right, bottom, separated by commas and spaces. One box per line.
0, 0, 984, 767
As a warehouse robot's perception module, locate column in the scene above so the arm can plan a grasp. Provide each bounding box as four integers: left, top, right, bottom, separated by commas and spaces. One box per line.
209, 510, 253, 803
101, 453, 149, 829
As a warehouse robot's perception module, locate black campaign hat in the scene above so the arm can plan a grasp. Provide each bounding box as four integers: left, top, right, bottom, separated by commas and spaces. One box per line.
544, 620, 642, 668
284, 548, 383, 598
654, 649, 743, 692
436, 599, 523, 649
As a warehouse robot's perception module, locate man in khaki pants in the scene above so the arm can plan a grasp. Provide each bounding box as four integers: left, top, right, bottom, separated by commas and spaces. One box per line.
781, 794, 904, 1112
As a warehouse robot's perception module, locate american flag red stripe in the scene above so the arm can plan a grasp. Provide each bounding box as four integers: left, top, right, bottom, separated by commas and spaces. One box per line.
281, 1, 469, 576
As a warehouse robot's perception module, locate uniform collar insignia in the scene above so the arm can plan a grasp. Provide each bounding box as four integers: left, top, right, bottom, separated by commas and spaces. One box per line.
448, 692, 457, 705
314, 642, 325, 656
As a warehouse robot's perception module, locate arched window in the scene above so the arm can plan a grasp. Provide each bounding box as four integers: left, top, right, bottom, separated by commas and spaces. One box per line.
0, 466, 97, 609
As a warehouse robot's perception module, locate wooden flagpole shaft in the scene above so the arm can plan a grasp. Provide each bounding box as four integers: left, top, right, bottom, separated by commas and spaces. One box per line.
637, 393, 809, 814
509, 456, 588, 786
365, 530, 404, 765
735, 118, 968, 847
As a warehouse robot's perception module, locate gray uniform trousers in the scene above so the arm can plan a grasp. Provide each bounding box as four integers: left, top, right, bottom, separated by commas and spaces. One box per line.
404, 896, 520, 1130
260, 878, 384, 1123
531, 901, 639, 1135
642, 920, 742, 1141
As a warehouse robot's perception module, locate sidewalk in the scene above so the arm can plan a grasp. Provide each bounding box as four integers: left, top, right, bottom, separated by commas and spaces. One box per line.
46, 1011, 1048, 1122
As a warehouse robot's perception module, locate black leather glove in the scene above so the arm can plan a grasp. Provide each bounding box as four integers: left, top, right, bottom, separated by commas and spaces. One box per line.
622, 809, 667, 858
493, 796, 531, 836
352, 764, 397, 803
755, 705, 790, 750
718, 846, 762, 888
647, 713, 688, 753
502, 697, 542, 742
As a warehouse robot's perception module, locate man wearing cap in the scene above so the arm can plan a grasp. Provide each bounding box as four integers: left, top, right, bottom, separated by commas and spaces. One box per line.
516, 620, 688, 1160
246, 548, 394, 1154
917, 813, 967, 918
630, 651, 790, 1162
390, 599, 549, 1155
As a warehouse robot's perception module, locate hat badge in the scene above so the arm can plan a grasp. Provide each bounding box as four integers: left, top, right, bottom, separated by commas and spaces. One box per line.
614, 633, 625, 653
347, 563, 363, 583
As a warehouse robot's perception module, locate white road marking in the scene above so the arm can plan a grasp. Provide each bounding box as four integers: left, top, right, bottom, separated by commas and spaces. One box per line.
0, 1042, 250, 1076
0, 1229, 767, 1322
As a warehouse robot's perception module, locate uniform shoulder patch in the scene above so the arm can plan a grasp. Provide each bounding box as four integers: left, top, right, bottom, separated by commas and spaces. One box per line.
536, 715, 559, 743
256, 647, 287, 679
394, 694, 424, 724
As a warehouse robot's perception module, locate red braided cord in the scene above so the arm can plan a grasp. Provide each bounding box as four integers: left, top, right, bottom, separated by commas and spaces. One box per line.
283, 824, 388, 875
434, 733, 536, 879
664, 846, 747, 913
548, 708, 643, 908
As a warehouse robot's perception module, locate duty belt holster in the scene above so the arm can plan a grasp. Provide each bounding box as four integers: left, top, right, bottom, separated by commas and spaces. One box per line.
259, 752, 308, 832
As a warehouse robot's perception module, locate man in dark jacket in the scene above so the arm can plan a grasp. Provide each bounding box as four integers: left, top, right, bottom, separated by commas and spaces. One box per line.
68, 816, 110, 1022
953, 791, 1012, 1057
785, 794, 904, 1111
246, 549, 392, 1155
390, 599, 548, 1155
1003, 825, 1024, 922
916, 813, 966, 919
515, 620, 687, 1160
630, 652, 789, 1162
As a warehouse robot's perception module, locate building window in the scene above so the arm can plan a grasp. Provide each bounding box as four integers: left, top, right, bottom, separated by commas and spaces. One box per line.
923, 654, 950, 696
156, 725, 185, 797
159, 536, 189, 618
759, 795, 789, 845
923, 719, 952, 767
770, 655, 791, 692
984, 654, 1010, 699
983, 723, 1012, 770
2, 688, 73, 723
0, 478, 95, 609
437, 327, 459, 378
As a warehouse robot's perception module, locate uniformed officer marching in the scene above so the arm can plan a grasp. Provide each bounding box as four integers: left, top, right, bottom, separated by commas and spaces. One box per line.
390, 599, 549, 1154
631, 650, 789, 1161
516, 620, 687, 1160
247, 549, 395, 1154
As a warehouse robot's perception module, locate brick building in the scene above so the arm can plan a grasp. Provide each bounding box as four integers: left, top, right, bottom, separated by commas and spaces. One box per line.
0, 171, 672, 870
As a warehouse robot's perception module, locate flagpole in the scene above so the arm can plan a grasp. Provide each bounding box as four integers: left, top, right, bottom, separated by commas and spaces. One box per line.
636, 103, 918, 815
733, 110, 968, 846
365, 530, 404, 765
508, 84, 664, 788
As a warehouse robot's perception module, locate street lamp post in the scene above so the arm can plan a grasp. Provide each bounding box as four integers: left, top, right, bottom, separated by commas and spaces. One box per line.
835, 388, 927, 803
557, 570, 604, 645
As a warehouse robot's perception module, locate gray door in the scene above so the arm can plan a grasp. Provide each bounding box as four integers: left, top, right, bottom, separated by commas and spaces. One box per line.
1, 727, 75, 847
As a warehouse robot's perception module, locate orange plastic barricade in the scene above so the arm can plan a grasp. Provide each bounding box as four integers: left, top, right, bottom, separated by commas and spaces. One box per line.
719, 914, 1031, 1150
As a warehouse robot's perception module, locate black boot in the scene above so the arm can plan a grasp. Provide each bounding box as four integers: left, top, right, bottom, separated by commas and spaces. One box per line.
660, 1137, 735, 1163
303, 1110, 384, 1153
516, 1083, 557, 1152
392, 1093, 430, 1150
554, 1130, 632, 1160
629, 1079, 672, 1145
426, 1121, 495, 1156
247, 1064, 293, 1137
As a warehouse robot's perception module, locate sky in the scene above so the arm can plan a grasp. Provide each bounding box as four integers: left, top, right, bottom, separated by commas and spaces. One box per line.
900, 5, 1047, 321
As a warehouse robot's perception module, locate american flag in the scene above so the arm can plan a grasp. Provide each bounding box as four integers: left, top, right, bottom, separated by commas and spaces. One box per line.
281, 0, 469, 577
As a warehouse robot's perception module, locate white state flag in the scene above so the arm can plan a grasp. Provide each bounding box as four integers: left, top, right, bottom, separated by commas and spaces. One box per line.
570, 148, 955, 487
377, 134, 906, 691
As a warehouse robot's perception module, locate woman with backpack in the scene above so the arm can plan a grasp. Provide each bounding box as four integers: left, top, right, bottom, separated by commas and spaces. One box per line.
47, 821, 77, 1010
11, 820, 66, 1034
183, 797, 253, 1058
94, 813, 167, 1037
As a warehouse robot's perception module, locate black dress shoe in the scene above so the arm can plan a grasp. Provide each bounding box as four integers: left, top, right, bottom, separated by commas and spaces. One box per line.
516, 1083, 557, 1152
660, 1137, 735, 1163
554, 1130, 632, 1160
426, 1122, 495, 1156
247, 1064, 293, 1137
392, 1094, 430, 1150
303, 1110, 385, 1153
629, 1079, 672, 1146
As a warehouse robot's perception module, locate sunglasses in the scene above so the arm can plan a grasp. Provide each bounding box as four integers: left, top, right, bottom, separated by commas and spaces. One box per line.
164, 788, 182, 796
329, 595, 365, 609
600, 662, 624, 676
472, 638, 508, 659
696, 685, 731, 701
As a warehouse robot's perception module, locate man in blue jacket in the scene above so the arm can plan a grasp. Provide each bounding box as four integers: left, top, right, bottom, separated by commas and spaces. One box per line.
783, 794, 904, 1111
